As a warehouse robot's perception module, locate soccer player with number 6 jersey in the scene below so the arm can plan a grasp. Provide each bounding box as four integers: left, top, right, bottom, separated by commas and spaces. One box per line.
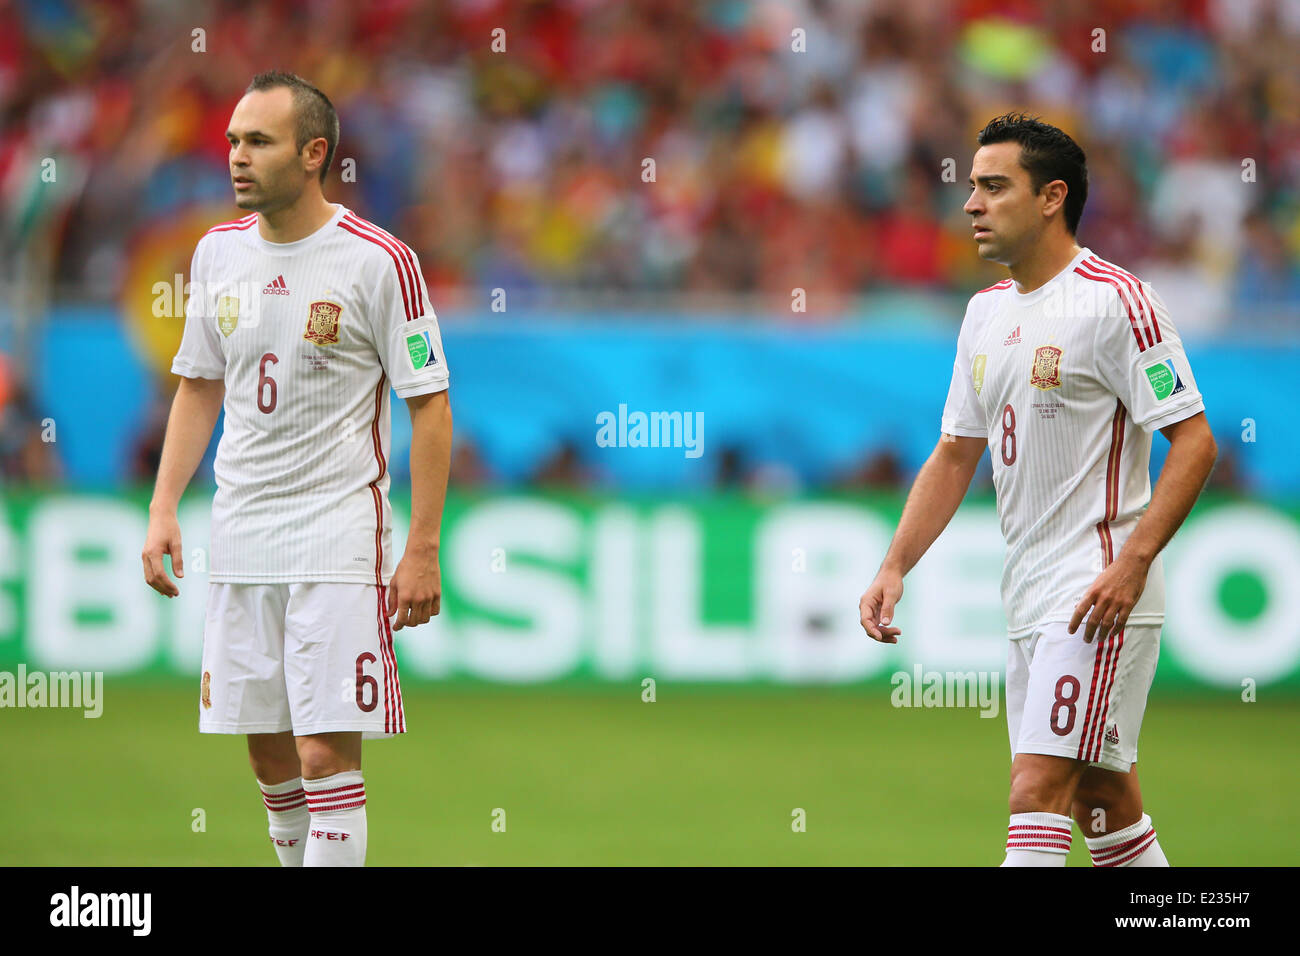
141, 71, 453, 866
859, 113, 1219, 867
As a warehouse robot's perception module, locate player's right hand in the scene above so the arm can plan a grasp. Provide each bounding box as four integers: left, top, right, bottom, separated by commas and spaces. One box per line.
142, 511, 184, 598
859, 571, 904, 643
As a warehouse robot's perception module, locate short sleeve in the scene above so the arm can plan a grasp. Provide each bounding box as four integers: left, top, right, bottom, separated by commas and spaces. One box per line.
1095, 281, 1204, 432
940, 301, 987, 438
370, 249, 450, 398
170, 241, 226, 379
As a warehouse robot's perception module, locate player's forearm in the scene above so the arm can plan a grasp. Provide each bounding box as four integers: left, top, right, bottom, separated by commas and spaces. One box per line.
406, 389, 452, 551
1117, 426, 1218, 567
149, 377, 224, 514
881, 441, 978, 577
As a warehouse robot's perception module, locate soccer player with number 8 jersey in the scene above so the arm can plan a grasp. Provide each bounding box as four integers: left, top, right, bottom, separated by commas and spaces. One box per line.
141, 71, 453, 866
859, 113, 1219, 867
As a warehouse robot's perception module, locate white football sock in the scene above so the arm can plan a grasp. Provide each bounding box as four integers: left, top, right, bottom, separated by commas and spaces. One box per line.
259, 777, 309, 867
1085, 813, 1169, 866
303, 770, 367, 867
1001, 811, 1072, 866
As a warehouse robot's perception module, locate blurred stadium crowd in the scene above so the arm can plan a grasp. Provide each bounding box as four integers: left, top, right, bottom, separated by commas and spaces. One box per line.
1, 0, 1297, 487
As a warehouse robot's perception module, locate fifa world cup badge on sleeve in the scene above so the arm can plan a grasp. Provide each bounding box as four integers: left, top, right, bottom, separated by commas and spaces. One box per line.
304, 300, 342, 345
1030, 345, 1063, 390
405, 327, 439, 372
1143, 359, 1186, 401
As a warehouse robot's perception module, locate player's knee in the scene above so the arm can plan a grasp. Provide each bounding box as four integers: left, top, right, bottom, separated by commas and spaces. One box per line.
296, 740, 356, 780
1073, 773, 1125, 815
1008, 769, 1072, 815
248, 749, 298, 783
247, 735, 299, 783
1071, 796, 1101, 831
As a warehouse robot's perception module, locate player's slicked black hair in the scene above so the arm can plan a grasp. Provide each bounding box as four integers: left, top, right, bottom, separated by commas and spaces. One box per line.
977, 112, 1088, 235
246, 70, 339, 183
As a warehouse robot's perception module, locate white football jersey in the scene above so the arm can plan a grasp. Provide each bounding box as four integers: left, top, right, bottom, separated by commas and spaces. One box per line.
941, 247, 1204, 638
171, 204, 450, 585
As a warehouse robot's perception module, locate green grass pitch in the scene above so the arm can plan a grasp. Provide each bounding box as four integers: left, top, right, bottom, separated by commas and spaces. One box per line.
2, 683, 1296, 865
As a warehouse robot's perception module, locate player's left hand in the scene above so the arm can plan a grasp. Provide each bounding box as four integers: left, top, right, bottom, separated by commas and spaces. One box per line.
387, 546, 441, 630
1069, 552, 1149, 644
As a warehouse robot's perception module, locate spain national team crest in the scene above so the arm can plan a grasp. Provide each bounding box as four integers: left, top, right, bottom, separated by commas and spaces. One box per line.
217, 296, 239, 337
201, 670, 212, 710
1030, 345, 1063, 390
303, 300, 342, 345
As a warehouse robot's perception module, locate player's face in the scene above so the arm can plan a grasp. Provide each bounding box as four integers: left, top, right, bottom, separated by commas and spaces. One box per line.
964, 142, 1045, 266
226, 88, 312, 212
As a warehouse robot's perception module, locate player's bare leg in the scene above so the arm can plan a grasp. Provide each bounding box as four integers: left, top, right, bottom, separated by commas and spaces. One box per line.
297, 731, 367, 866
248, 732, 309, 866
1001, 753, 1088, 866
1072, 764, 1169, 866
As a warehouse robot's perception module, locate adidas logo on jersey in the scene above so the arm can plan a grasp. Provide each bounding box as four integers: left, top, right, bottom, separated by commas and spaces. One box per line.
1105, 724, 1120, 745
263, 275, 290, 295
1003, 325, 1021, 346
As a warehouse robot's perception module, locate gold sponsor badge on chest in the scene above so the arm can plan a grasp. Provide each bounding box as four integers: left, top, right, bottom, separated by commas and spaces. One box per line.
217, 296, 239, 336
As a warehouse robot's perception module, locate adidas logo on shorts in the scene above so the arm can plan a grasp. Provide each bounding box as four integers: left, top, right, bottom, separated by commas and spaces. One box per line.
1105, 724, 1120, 745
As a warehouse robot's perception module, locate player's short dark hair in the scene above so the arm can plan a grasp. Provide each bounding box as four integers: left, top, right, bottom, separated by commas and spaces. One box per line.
977, 112, 1088, 235
246, 70, 339, 183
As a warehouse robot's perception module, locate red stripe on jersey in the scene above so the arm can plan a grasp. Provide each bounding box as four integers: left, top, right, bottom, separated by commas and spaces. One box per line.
1073, 264, 1147, 351
1109, 406, 1126, 524
1094, 402, 1125, 567
1087, 255, 1161, 344
1081, 256, 1154, 348
339, 218, 413, 321
341, 214, 424, 319
203, 214, 257, 236
1085, 256, 1158, 347
367, 374, 388, 585
976, 279, 1013, 295
365, 372, 394, 734
341, 214, 415, 314
344, 214, 425, 318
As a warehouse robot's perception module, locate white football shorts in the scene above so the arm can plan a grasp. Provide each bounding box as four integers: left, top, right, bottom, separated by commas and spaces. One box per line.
198, 582, 406, 738
1006, 622, 1159, 773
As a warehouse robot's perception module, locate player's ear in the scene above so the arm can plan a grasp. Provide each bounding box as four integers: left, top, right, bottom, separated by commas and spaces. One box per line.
1040, 179, 1068, 219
